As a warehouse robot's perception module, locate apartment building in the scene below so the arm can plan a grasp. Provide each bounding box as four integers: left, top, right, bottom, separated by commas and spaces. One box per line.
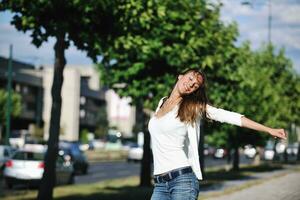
0, 56, 43, 133
0, 56, 136, 142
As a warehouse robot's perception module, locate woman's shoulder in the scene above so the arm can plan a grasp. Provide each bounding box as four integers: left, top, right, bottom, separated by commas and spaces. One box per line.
154, 96, 168, 113
157, 96, 168, 106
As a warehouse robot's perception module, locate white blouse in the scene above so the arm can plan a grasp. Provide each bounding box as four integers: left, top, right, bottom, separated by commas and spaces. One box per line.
148, 104, 189, 175
148, 97, 244, 179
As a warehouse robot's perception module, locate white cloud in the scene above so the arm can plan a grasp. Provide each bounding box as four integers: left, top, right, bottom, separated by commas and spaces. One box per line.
272, 2, 300, 24
219, 0, 300, 72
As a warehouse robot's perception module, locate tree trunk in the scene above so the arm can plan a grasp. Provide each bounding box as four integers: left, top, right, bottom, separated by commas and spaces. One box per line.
37, 33, 66, 200
0, 125, 2, 143
232, 145, 240, 171
284, 147, 288, 163
297, 141, 300, 161
140, 130, 152, 187
273, 139, 279, 161
227, 147, 232, 164
139, 99, 152, 187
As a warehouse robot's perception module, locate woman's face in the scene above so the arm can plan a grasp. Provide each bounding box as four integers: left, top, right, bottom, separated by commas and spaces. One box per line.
177, 71, 203, 95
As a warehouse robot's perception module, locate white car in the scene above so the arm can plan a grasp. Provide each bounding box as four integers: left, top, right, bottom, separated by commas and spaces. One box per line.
3, 149, 74, 188
244, 145, 257, 158
127, 145, 143, 162
264, 149, 275, 160
213, 148, 227, 159
0, 145, 16, 170
286, 143, 299, 156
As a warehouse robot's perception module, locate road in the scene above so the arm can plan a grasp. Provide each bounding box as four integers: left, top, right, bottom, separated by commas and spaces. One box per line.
75, 161, 140, 184
0, 155, 253, 190
75, 155, 252, 184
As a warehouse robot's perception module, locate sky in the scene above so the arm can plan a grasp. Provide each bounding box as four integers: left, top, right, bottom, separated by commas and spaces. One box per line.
0, 0, 299, 72
220, 0, 300, 72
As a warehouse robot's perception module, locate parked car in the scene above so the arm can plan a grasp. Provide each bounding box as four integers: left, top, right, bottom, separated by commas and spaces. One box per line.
9, 130, 28, 148
90, 139, 105, 150
59, 141, 89, 174
127, 144, 143, 162
213, 148, 227, 159
286, 143, 299, 156
244, 145, 257, 159
3, 149, 74, 188
122, 141, 139, 151
264, 148, 275, 160
204, 144, 215, 157
263, 140, 275, 160
0, 145, 16, 170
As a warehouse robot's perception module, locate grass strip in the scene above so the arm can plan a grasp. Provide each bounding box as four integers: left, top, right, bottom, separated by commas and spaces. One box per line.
1, 163, 299, 200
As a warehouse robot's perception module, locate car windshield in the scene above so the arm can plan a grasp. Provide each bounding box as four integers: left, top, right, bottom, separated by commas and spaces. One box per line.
13, 151, 44, 161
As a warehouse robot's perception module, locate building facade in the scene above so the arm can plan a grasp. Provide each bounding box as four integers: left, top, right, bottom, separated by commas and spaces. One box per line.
1, 56, 136, 142
0, 56, 43, 138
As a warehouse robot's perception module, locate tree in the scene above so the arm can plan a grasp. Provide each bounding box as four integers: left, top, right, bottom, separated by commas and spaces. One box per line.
0, 89, 21, 141
206, 43, 300, 170
97, 0, 239, 185
97, 0, 299, 175
80, 129, 89, 144
0, 1, 115, 199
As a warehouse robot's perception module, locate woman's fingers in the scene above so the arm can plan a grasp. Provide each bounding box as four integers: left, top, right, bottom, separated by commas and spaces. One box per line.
272, 129, 287, 140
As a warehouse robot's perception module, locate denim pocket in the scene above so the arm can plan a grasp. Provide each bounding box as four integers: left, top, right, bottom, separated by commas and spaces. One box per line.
170, 172, 199, 200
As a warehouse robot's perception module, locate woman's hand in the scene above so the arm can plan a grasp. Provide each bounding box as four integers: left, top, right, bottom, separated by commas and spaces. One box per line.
268, 128, 287, 140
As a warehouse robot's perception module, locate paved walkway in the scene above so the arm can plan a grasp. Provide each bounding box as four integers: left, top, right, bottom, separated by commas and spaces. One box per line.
205, 171, 300, 200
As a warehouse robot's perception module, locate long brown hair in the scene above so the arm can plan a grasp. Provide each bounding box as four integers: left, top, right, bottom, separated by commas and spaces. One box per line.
171, 69, 209, 125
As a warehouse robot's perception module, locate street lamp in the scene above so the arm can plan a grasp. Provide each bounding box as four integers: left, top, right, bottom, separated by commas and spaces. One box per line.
5, 44, 13, 146
268, 0, 272, 44
241, 0, 272, 44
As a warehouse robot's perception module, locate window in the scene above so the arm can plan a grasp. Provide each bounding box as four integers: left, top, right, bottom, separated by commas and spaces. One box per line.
13, 152, 44, 161
22, 86, 29, 94
4, 149, 9, 157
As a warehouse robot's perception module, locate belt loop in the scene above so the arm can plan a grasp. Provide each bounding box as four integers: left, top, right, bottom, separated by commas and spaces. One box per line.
169, 172, 172, 179
155, 176, 159, 183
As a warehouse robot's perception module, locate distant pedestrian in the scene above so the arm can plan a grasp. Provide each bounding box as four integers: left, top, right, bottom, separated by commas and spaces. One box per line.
149, 68, 286, 200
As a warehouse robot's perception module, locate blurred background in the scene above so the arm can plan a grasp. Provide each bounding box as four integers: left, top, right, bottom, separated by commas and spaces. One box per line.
0, 0, 299, 200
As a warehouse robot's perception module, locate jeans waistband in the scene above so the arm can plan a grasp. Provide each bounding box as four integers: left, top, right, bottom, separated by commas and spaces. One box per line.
153, 166, 193, 183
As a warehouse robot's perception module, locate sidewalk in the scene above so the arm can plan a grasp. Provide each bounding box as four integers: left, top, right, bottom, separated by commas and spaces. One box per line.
202, 165, 300, 200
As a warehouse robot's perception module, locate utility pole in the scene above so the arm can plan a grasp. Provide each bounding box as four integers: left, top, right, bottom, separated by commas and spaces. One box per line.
5, 44, 13, 146
268, 0, 272, 44
241, 0, 272, 43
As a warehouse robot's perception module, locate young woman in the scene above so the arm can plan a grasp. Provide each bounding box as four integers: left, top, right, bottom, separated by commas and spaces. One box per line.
148, 69, 286, 200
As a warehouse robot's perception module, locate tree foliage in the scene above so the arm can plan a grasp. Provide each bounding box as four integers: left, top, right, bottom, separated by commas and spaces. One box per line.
0, 89, 21, 123
0, 89, 21, 141
205, 43, 300, 169
97, 0, 240, 184
80, 129, 89, 144
0, 0, 116, 199
99, 0, 238, 109
207, 43, 299, 145
97, 0, 300, 172
0, 0, 115, 60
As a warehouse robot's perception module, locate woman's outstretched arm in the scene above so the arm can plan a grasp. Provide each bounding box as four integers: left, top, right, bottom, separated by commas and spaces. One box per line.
241, 116, 287, 140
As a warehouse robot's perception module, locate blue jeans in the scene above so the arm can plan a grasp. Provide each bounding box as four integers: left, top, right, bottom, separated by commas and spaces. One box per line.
151, 172, 199, 200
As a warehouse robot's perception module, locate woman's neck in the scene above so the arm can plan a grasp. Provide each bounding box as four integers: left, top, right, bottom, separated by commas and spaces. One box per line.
167, 86, 182, 105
